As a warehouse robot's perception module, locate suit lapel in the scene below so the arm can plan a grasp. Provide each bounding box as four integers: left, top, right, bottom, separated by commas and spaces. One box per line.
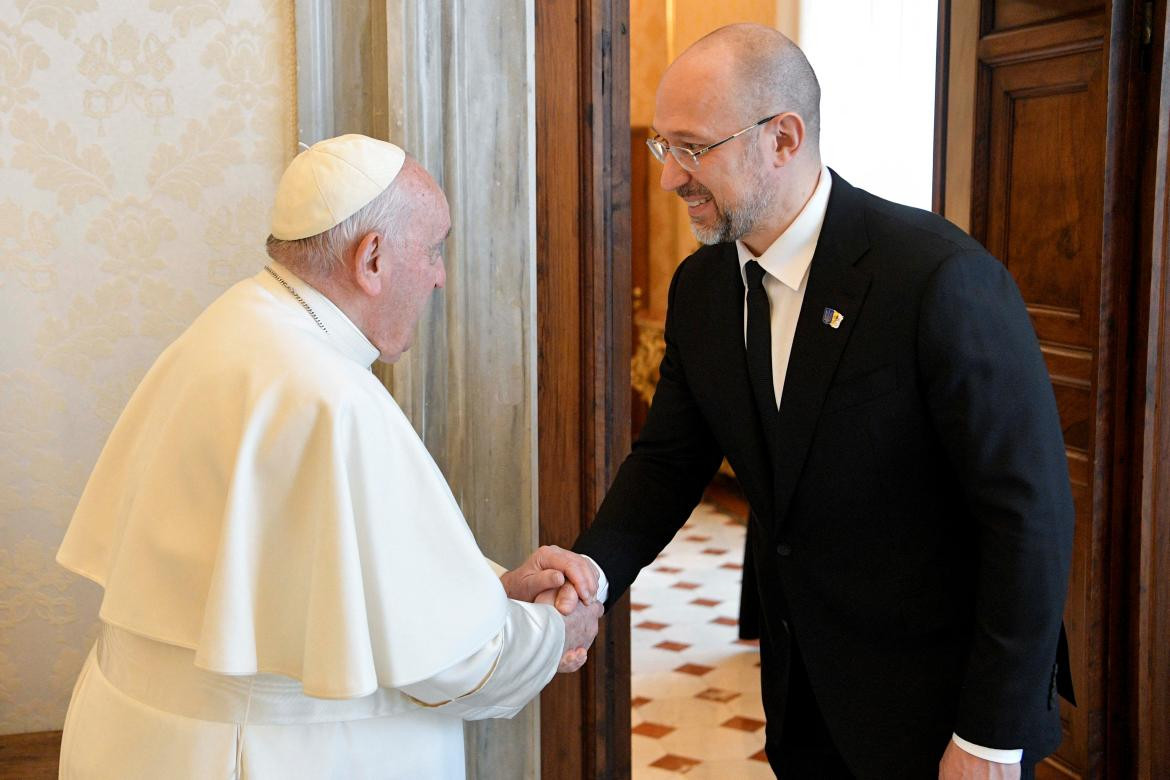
706, 243, 776, 522
771, 173, 872, 534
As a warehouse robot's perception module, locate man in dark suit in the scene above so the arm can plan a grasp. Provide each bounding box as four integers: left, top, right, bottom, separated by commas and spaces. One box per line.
569, 23, 1075, 779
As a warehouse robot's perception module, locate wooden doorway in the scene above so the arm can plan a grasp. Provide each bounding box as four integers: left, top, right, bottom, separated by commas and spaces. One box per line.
935, 0, 1170, 777
534, 1, 632, 778
533, 1, 1170, 777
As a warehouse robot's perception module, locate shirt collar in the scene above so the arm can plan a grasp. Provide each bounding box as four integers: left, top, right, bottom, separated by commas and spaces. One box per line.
735, 165, 833, 292
260, 262, 381, 369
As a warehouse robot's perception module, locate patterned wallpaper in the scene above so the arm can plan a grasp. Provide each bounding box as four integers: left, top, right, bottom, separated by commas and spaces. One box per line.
0, 0, 296, 733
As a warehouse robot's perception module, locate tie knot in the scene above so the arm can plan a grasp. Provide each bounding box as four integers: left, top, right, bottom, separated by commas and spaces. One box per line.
745, 259, 767, 291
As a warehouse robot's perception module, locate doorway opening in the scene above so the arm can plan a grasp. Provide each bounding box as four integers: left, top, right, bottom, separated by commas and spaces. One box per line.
625, 2, 938, 775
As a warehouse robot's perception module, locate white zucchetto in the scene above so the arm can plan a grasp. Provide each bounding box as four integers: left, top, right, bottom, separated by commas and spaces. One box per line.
270, 134, 407, 240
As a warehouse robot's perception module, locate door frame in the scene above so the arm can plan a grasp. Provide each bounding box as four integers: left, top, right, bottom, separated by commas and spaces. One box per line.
534, 1, 632, 777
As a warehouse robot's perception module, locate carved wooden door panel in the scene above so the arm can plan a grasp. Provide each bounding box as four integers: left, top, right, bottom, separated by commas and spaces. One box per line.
937, 2, 1154, 777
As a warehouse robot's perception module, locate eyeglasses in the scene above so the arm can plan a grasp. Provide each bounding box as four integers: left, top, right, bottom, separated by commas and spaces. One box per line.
646, 115, 779, 172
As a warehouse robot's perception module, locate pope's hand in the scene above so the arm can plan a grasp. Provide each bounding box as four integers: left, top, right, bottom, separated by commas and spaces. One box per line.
500, 545, 599, 615
558, 600, 603, 673
938, 740, 1021, 779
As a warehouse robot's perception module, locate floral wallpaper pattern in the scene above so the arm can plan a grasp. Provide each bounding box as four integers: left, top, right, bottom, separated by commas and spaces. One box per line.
0, 0, 296, 733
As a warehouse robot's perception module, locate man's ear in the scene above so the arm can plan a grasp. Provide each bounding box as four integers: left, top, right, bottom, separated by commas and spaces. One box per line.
350, 231, 387, 296
769, 112, 806, 167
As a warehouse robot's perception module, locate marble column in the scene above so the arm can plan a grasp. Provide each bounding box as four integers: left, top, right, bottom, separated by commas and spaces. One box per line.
294, 2, 540, 778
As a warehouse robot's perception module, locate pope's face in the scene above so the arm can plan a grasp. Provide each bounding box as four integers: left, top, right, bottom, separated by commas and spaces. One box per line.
377, 184, 450, 362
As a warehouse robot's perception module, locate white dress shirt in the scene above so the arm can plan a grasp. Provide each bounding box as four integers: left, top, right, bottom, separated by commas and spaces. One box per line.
734, 165, 833, 407
588, 165, 1021, 765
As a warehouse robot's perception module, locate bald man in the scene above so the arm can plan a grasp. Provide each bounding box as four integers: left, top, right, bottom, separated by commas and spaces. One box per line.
572, 24, 1075, 779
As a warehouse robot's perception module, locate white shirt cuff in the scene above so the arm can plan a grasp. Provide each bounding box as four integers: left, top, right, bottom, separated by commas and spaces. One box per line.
400, 632, 503, 704
581, 555, 610, 605
400, 600, 564, 718
952, 734, 1023, 764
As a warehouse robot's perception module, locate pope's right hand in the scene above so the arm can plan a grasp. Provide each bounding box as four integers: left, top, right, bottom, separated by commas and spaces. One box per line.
557, 600, 603, 674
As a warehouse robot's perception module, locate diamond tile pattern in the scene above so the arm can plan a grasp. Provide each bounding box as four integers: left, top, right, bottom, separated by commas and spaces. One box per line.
722, 716, 767, 733
654, 641, 692, 653
674, 663, 714, 676
695, 688, 740, 703
631, 502, 765, 777
650, 754, 702, 772
633, 722, 676, 739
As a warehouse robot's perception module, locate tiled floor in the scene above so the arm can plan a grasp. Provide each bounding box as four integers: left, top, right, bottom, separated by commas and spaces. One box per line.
630, 502, 774, 778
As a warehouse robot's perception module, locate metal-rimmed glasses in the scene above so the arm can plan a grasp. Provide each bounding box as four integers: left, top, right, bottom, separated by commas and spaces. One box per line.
646, 115, 779, 172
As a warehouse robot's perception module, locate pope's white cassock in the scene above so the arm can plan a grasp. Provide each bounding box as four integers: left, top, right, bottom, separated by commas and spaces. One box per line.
56, 261, 564, 779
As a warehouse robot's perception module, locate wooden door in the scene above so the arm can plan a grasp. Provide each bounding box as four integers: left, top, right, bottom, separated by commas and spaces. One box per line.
936, 1, 1168, 776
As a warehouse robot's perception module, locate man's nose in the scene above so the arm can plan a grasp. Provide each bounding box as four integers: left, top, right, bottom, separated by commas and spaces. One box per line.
435, 260, 446, 290
659, 154, 691, 191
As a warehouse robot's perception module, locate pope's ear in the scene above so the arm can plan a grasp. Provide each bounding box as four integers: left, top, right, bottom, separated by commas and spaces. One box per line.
351, 231, 386, 296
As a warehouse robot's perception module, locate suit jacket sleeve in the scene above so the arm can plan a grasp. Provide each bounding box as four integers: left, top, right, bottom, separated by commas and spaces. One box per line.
573, 262, 724, 609
917, 250, 1075, 749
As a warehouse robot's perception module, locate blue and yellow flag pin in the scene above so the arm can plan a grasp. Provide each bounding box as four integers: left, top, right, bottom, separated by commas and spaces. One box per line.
822, 308, 845, 329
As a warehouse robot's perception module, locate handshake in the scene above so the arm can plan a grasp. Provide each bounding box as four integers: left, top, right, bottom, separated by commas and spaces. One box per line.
500, 546, 605, 674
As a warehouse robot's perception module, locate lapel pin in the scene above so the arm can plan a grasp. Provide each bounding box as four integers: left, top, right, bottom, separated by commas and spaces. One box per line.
822, 308, 845, 329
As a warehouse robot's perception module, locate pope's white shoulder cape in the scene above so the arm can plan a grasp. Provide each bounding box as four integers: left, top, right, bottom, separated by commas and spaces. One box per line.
58, 268, 507, 699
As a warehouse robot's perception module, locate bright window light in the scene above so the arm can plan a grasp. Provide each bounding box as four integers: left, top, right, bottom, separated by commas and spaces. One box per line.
798, 0, 939, 209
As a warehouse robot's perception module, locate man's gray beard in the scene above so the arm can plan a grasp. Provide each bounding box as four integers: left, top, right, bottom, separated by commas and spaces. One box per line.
690, 181, 776, 246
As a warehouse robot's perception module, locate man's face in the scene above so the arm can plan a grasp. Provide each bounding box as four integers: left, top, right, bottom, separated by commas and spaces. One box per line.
653, 56, 775, 246
376, 184, 450, 363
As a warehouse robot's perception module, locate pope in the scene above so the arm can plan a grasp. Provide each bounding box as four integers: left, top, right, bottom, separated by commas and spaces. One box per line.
56, 134, 602, 779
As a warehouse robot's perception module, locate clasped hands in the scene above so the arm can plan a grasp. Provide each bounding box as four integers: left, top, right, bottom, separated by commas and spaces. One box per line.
500, 545, 603, 674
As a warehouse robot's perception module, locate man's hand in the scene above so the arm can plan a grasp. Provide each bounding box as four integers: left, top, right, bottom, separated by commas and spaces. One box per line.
500, 545, 598, 615
939, 740, 1021, 780
558, 601, 603, 673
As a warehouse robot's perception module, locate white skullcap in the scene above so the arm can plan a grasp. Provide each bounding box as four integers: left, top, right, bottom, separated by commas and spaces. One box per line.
270, 134, 407, 240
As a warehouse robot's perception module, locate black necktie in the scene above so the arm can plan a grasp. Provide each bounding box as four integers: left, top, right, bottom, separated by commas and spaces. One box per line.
744, 260, 777, 426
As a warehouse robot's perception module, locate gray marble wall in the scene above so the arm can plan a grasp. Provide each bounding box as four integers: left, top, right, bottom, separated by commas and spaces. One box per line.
294, 2, 540, 778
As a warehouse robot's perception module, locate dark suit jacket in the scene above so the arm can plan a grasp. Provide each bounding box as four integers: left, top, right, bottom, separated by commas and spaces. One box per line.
575, 171, 1075, 777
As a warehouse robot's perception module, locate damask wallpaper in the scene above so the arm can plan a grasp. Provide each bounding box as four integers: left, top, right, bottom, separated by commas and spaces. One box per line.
0, 0, 296, 733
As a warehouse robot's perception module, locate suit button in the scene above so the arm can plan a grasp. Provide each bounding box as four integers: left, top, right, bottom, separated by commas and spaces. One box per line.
776, 544, 791, 557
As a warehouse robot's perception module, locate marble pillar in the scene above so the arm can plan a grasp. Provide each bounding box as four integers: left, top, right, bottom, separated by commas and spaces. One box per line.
294, 2, 540, 778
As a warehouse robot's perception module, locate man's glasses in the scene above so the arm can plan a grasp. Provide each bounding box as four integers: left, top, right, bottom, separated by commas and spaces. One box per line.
646, 115, 779, 172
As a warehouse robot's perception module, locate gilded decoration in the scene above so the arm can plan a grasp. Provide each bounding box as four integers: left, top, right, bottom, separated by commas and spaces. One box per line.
631, 314, 666, 405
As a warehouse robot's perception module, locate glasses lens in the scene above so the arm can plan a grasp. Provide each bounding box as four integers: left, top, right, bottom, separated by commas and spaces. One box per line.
646, 137, 667, 163
670, 147, 699, 172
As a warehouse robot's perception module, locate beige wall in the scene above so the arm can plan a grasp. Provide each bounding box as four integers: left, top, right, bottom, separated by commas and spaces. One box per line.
0, 0, 296, 733
630, 0, 800, 317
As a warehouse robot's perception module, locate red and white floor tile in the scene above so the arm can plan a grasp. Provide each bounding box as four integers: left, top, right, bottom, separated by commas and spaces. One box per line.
630, 502, 774, 778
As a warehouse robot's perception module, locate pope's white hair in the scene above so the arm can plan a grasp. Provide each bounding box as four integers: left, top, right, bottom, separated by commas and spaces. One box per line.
264, 174, 412, 277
